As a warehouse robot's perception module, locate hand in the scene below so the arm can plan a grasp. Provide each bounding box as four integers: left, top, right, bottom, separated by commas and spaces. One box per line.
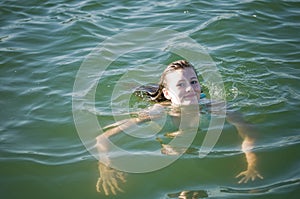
96, 163, 127, 195
236, 168, 263, 184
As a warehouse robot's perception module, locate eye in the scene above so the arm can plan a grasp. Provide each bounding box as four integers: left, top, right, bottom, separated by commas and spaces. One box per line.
191, 80, 198, 85
177, 82, 185, 87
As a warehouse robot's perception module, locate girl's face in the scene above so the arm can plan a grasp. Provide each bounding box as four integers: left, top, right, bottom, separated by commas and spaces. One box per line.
162, 67, 201, 106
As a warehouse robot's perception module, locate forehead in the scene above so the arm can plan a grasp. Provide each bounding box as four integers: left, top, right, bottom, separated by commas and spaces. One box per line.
165, 67, 197, 81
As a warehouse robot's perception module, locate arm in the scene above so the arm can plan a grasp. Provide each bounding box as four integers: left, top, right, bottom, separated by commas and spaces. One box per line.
99, 103, 164, 138
95, 104, 164, 195
226, 111, 263, 183
96, 117, 147, 195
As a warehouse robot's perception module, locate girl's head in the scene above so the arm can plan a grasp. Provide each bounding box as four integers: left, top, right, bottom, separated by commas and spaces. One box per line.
151, 60, 201, 105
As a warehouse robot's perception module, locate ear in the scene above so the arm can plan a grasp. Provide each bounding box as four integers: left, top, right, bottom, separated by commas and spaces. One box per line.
162, 88, 171, 100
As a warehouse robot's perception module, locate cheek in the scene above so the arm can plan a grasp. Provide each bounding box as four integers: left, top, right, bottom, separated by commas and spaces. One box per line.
173, 87, 185, 96
194, 84, 201, 92
169, 88, 185, 100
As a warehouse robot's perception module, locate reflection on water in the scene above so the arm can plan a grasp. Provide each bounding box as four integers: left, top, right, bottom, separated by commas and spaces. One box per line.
221, 178, 300, 195
168, 190, 209, 199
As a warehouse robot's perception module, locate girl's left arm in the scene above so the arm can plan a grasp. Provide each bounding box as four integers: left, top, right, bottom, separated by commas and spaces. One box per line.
226, 111, 264, 183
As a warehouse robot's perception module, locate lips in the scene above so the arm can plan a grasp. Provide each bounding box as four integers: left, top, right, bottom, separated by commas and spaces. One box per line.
184, 94, 198, 99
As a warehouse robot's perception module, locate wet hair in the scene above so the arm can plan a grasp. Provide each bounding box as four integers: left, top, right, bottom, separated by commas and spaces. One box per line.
135, 60, 197, 102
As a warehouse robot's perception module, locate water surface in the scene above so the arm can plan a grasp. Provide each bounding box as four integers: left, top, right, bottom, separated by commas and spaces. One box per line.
1, 0, 299, 198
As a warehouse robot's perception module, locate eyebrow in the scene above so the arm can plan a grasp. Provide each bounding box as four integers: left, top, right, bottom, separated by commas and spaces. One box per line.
176, 77, 198, 83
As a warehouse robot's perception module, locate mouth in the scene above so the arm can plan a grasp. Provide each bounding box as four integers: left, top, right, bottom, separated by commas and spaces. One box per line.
184, 94, 198, 100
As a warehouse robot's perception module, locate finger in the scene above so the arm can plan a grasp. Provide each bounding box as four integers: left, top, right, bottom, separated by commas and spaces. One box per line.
117, 172, 127, 183
244, 177, 249, 183
96, 178, 102, 193
235, 172, 245, 178
102, 181, 110, 196
112, 182, 124, 194
240, 177, 249, 184
238, 178, 244, 184
257, 174, 264, 179
107, 179, 117, 195
111, 186, 117, 196
235, 173, 242, 178
237, 175, 245, 184
111, 177, 124, 193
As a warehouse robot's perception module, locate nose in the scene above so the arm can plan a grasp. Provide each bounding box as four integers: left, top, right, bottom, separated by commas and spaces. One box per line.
186, 84, 192, 92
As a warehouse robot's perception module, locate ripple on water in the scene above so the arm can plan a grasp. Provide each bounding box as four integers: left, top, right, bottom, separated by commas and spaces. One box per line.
0, 0, 299, 198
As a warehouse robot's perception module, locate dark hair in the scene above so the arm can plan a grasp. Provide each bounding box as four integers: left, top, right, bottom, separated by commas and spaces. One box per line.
135, 60, 196, 102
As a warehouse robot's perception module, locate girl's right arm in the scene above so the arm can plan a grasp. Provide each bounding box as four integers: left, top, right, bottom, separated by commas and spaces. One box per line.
96, 117, 148, 195
95, 104, 165, 195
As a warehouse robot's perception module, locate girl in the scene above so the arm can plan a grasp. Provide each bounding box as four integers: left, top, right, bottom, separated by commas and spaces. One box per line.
96, 60, 263, 196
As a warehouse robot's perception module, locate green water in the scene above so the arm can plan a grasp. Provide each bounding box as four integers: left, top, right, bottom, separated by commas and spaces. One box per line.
1, 0, 299, 198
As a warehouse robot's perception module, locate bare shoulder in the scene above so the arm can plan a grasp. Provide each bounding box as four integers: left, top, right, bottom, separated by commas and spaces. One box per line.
138, 103, 166, 120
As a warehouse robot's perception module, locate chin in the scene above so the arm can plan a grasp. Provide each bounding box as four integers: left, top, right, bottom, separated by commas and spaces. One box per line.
181, 100, 199, 106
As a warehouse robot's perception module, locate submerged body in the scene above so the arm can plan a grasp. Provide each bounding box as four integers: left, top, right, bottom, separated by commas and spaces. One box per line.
95, 60, 263, 195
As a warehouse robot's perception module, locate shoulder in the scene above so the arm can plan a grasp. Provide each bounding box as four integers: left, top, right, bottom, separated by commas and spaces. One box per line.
136, 103, 167, 121
148, 104, 166, 117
